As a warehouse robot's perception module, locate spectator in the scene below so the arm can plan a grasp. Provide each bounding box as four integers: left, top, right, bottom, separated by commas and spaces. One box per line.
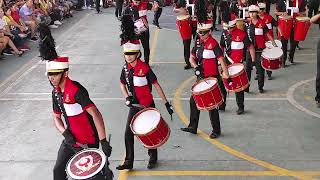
19, 0, 38, 41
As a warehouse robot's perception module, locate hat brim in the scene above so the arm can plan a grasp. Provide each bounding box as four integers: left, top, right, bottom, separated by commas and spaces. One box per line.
124, 51, 139, 55
47, 69, 65, 73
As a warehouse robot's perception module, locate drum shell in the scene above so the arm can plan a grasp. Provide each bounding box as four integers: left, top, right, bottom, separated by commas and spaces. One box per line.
130, 108, 170, 149
191, 77, 224, 111
176, 18, 192, 40
294, 18, 311, 41
222, 63, 249, 93
278, 16, 293, 40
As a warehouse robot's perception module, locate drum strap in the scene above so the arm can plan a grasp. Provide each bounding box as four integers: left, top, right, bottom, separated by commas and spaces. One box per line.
245, 23, 255, 48
123, 63, 136, 98
54, 89, 70, 128
222, 31, 232, 55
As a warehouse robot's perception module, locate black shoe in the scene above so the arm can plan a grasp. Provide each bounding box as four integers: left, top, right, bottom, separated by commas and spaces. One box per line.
259, 89, 264, 93
180, 127, 197, 134
254, 76, 258, 80
316, 101, 320, 108
289, 57, 294, 64
147, 161, 157, 169
236, 108, 244, 115
184, 64, 192, 70
209, 132, 220, 139
116, 163, 133, 170
244, 87, 249, 93
268, 76, 272, 80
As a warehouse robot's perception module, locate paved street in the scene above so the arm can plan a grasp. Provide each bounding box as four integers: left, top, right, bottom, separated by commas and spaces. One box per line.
0, 5, 319, 180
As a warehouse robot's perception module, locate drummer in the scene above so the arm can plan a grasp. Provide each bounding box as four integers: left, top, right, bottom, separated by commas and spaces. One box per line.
173, 0, 193, 69
245, 5, 277, 93
220, 19, 255, 114
38, 24, 112, 180
181, 0, 230, 138
275, 0, 307, 66
258, 2, 278, 80
117, 14, 173, 170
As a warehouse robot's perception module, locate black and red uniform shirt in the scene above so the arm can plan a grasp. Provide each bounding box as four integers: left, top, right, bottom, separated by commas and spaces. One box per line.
276, 0, 307, 18
246, 18, 269, 50
125, 2, 153, 24
52, 77, 98, 145
260, 12, 277, 40
120, 59, 158, 107
191, 35, 224, 77
220, 27, 252, 63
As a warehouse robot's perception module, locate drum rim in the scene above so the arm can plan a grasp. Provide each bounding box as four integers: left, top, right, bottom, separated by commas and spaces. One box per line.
225, 63, 245, 78
139, 125, 171, 149
295, 16, 310, 21
265, 40, 282, 49
279, 15, 293, 20
261, 47, 283, 60
191, 77, 218, 95
196, 98, 224, 111
130, 107, 162, 136
66, 148, 106, 180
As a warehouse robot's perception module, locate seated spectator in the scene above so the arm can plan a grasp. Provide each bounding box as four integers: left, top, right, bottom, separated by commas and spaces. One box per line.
19, 0, 38, 41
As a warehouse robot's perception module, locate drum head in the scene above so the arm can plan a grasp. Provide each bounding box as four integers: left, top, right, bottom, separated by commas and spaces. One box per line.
262, 47, 283, 59
296, 16, 310, 21
66, 148, 106, 180
265, 40, 282, 49
279, 15, 292, 20
192, 79, 217, 93
132, 109, 161, 135
228, 64, 243, 76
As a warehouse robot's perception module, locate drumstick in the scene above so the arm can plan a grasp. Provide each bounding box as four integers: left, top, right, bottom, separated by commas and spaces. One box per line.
76, 142, 88, 149
225, 53, 234, 64
132, 104, 146, 109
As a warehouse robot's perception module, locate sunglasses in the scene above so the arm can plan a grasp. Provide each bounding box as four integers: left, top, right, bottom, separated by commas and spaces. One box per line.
198, 30, 210, 36
124, 52, 139, 55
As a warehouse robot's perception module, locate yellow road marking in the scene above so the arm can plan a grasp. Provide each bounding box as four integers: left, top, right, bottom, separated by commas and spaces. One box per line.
172, 76, 317, 180
149, 28, 160, 66
117, 155, 129, 180
127, 170, 320, 177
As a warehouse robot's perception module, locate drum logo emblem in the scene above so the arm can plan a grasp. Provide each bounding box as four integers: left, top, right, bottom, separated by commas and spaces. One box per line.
75, 155, 94, 172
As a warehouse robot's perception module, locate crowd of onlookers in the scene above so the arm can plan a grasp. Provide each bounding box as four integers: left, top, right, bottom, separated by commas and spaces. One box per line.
0, 0, 103, 59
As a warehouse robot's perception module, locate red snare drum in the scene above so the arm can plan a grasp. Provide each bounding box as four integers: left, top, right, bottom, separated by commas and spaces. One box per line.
222, 63, 249, 93
176, 16, 192, 40
191, 77, 224, 110
66, 148, 106, 180
261, 47, 283, 70
131, 108, 170, 149
294, 16, 311, 41
278, 16, 293, 40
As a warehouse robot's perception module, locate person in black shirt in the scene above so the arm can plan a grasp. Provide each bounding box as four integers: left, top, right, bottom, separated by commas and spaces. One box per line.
311, 13, 320, 107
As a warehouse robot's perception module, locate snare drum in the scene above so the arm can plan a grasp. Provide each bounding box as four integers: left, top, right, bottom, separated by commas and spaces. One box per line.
294, 16, 311, 41
191, 77, 224, 110
66, 148, 106, 180
222, 63, 249, 93
134, 18, 148, 35
176, 16, 192, 40
278, 16, 293, 40
261, 47, 283, 70
265, 40, 282, 49
131, 108, 170, 149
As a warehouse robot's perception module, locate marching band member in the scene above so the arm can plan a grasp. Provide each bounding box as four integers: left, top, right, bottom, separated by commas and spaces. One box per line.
220, 19, 255, 114
275, 0, 307, 66
245, 5, 277, 93
117, 14, 173, 170
181, 0, 230, 138
173, 0, 193, 69
258, 2, 278, 80
39, 24, 112, 180
310, 13, 320, 107
123, 0, 159, 65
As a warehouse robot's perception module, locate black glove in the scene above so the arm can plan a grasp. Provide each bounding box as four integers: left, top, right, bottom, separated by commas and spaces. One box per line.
100, 138, 112, 157
194, 66, 204, 79
62, 129, 76, 146
125, 96, 134, 107
165, 102, 174, 115
227, 77, 232, 85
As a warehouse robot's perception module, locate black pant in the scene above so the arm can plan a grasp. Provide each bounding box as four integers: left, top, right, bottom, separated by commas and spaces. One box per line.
153, 7, 162, 25
212, 3, 218, 28
115, 0, 123, 17
265, 0, 271, 14
316, 40, 320, 102
217, 75, 227, 108
124, 105, 157, 165
280, 29, 298, 64
308, 0, 320, 18
246, 51, 264, 90
182, 39, 191, 66
96, 0, 101, 12
188, 96, 221, 134
235, 90, 244, 109
53, 141, 99, 180
139, 30, 150, 65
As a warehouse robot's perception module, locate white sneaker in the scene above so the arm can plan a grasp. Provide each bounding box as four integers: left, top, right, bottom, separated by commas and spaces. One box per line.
82, 6, 87, 9
87, 6, 92, 10
54, 20, 62, 25
49, 24, 58, 29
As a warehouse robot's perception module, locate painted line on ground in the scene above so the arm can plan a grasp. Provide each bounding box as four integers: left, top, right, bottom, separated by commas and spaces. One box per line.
153, 61, 185, 64
127, 170, 320, 177
0, 12, 92, 98
287, 77, 320, 119
149, 28, 160, 66
173, 76, 317, 180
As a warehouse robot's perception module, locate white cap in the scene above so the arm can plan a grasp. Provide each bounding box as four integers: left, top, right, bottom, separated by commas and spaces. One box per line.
248, 5, 259, 12
228, 19, 237, 27
46, 57, 69, 73
123, 40, 141, 53
258, 2, 266, 9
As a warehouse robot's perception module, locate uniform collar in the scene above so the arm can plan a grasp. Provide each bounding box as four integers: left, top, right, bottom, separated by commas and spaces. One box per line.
127, 59, 141, 70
